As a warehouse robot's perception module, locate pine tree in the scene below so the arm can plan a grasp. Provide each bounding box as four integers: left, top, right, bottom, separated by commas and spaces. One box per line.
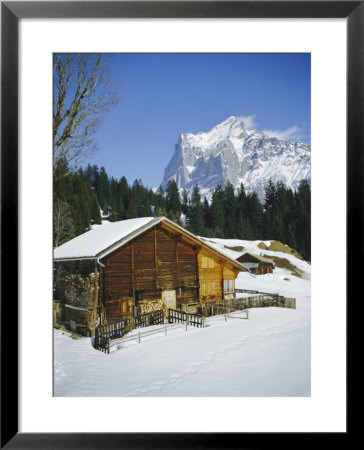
272, 214, 285, 242
90, 195, 102, 224
285, 223, 297, 250
236, 183, 247, 238
96, 167, 111, 213
263, 179, 276, 238
189, 185, 204, 235
154, 186, 167, 217
295, 180, 311, 260
128, 178, 152, 218
211, 185, 225, 238
246, 192, 264, 239
181, 189, 190, 216
202, 197, 212, 230
165, 179, 182, 220
223, 181, 237, 238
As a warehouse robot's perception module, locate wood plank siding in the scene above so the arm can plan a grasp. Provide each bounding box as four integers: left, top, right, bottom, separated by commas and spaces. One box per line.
197, 251, 238, 302
54, 218, 245, 336
101, 225, 199, 322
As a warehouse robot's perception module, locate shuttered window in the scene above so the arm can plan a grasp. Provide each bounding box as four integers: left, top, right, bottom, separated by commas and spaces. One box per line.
223, 280, 234, 293
200, 281, 217, 295
201, 256, 215, 268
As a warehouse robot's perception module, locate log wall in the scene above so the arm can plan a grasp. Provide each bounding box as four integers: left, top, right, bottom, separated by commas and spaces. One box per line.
198, 250, 223, 302
54, 223, 242, 331
198, 251, 240, 303
101, 225, 199, 321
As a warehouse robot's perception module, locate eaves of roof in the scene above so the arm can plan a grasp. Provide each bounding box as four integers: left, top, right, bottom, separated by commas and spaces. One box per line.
54, 216, 247, 272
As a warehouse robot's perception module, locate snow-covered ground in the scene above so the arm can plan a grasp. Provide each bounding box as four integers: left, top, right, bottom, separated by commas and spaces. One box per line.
54, 239, 310, 397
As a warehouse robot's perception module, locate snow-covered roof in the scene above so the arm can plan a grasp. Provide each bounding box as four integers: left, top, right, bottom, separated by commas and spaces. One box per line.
54, 217, 161, 260
54, 216, 247, 272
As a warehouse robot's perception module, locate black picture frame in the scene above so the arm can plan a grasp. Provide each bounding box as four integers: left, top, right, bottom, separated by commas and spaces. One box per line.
1, 1, 358, 448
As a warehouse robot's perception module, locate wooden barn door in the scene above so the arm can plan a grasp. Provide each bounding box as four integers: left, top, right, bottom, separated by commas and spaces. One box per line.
119, 297, 134, 319
162, 290, 176, 315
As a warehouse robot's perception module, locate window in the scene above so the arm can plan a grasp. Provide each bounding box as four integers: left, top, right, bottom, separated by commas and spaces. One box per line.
223, 280, 234, 293
201, 256, 214, 268
200, 281, 217, 296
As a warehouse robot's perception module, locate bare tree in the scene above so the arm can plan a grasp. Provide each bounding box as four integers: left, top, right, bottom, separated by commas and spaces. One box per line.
53, 53, 120, 178
53, 199, 74, 247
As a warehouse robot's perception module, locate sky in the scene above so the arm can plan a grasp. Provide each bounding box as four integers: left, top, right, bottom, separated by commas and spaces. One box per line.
86, 53, 311, 189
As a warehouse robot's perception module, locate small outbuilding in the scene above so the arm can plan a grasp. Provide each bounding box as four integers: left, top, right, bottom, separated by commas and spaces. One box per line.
54, 217, 247, 336
236, 252, 274, 275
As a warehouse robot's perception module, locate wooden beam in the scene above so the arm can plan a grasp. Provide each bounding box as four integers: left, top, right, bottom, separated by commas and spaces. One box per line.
131, 242, 135, 298
175, 241, 179, 287
154, 227, 158, 287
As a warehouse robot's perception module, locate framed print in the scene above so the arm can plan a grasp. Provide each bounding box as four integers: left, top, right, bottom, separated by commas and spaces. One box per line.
1, 1, 359, 448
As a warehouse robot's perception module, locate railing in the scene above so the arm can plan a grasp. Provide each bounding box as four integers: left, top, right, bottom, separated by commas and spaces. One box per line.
168, 308, 204, 328
135, 309, 164, 328
201, 294, 296, 317
95, 296, 295, 353
95, 318, 131, 353
235, 288, 260, 294
106, 321, 194, 353
95, 310, 164, 353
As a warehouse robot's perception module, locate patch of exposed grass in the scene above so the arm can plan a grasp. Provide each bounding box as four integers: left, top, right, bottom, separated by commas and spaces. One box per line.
265, 255, 304, 278
257, 242, 268, 250
268, 241, 302, 259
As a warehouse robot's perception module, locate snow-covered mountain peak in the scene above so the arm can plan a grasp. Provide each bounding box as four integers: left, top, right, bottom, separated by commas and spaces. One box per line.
162, 116, 311, 201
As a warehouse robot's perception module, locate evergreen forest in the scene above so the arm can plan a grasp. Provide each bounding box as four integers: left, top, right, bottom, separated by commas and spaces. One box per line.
54, 162, 311, 261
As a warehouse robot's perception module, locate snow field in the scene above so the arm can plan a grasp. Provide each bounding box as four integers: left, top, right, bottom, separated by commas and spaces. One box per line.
54, 237, 310, 397
54, 290, 310, 397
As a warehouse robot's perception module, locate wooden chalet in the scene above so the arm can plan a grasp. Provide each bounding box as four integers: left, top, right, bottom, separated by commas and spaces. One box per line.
236, 252, 274, 275
54, 217, 247, 336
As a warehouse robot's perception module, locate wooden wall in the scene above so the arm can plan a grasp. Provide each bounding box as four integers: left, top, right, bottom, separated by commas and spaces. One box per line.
198, 250, 239, 302
198, 250, 223, 302
54, 223, 241, 330
101, 225, 199, 322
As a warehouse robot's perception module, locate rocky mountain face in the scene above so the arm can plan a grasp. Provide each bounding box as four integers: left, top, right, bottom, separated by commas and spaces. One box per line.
161, 116, 311, 201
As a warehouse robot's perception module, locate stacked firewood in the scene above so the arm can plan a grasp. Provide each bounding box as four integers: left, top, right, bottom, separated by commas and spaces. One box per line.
65, 271, 99, 308
137, 299, 163, 315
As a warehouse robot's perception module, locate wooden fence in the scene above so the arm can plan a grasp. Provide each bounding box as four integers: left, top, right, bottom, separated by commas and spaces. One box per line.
201, 294, 296, 317
95, 318, 131, 353
95, 310, 165, 353
135, 309, 164, 328
106, 321, 198, 353
95, 296, 295, 353
168, 308, 204, 328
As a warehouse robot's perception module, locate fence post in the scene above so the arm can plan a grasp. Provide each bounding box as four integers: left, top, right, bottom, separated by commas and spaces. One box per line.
165, 324, 167, 336
185, 320, 188, 331
107, 338, 111, 354
138, 332, 141, 343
